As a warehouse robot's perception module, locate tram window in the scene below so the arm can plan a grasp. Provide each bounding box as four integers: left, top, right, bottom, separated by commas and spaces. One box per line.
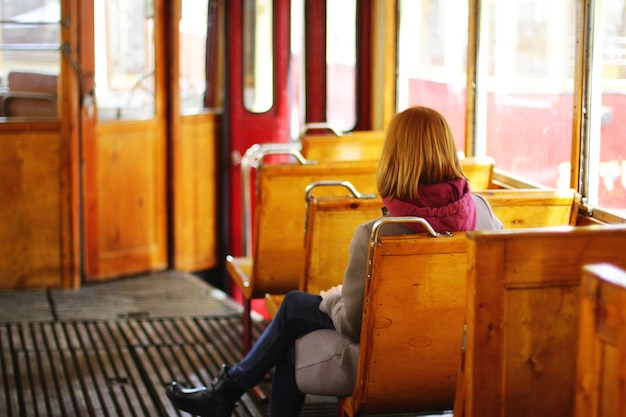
396, 0, 468, 154
478, 1, 575, 189
94, 0, 155, 121
591, 0, 626, 213
0, 0, 60, 120
180, 0, 213, 114
290, 0, 305, 139
243, 0, 273, 113
326, 0, 356, 131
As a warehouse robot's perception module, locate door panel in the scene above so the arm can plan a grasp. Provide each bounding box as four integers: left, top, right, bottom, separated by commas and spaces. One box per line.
85, 121, 167, 279
83, 0, 168, 281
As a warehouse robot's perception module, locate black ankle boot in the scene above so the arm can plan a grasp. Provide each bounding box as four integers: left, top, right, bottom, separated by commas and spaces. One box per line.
166, 365, 246, 417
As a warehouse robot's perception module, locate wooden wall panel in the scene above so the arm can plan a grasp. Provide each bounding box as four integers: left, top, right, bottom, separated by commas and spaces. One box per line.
0, 130, 65, 289
173, 114, 219, 271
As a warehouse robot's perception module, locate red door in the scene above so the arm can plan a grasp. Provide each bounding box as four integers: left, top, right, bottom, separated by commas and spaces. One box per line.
225, 0, 291, 259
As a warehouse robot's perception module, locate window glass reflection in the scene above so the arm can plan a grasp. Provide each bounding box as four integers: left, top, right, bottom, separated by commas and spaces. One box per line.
482, 0, 575, 188
326, 0, 356, 131
0, 0, 60, 119
243, 0, 273, 113
594, 0, 626, 214
95, 0, 155, 121
180, 0, 209, 115
397, 0, 468, 154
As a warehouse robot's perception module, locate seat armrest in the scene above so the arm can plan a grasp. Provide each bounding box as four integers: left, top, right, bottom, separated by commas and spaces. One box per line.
225, 255, 254, 299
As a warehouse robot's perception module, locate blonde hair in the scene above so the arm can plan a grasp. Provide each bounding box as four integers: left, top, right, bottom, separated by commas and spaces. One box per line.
377, 106, 465, 201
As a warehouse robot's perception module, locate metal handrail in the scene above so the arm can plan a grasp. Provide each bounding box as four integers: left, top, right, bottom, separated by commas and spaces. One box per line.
299, 122, 344, 138
366, 216, 453, 280
303, 180, 378, 238
304, 180, 377, 202
240, 142, 315, 256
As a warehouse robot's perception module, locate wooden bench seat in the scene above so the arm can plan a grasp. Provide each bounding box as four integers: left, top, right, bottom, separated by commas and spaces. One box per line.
477, 188, 579, 228
339, 217, 470, 416
575, 263, 626, 417
226, 158, 378, 352
455, 224, 626, 417
302, 191, 383, 294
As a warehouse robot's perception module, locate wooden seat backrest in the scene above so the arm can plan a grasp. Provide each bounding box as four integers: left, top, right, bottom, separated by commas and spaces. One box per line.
575, 263, 626, 417
340, 217, 469, 416
2, 71, 58, 118
301, 132, 494, 190
285, 187, 577, 307
457, 224, 626, 417
477, 188, 579, 228
302, 194, 384, 294
2, 92, 58, 118
264, 191, 383, 317
302, 187, 576, 298
228, 160, 378, 300
8, 71, 58, 95
300, 189, 578, 308
461, 156, 495, 190
303, 186, 575, 295
300, 131, 385, 162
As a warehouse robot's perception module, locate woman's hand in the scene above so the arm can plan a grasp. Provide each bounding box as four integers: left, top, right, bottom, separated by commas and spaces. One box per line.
320, 284, 342, 299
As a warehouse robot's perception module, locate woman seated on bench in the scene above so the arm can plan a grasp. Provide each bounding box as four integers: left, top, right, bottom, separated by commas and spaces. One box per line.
165, 106, 504, 417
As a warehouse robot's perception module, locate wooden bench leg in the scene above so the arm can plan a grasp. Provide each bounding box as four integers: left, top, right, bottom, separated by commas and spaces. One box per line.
453, 327, 466, 417
337, 402, 346, 416
242, 298, 269, 404
453, 368, 465, 417
243, 297, 252, 355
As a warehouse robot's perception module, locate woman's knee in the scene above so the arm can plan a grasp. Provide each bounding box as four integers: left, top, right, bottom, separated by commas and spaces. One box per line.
281, 290, 319, 308
278, 291, 321, 319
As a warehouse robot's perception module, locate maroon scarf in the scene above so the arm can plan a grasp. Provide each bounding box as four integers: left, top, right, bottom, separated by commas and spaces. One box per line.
382, 178, 476, 233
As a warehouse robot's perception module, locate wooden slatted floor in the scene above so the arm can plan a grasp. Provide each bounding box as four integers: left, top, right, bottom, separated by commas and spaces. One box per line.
0, 271, 341, 417
0, 317, 281, 416
0, 271, 452, 417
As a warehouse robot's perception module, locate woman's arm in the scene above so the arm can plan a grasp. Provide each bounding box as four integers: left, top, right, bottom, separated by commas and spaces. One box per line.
319, 223, 371, 343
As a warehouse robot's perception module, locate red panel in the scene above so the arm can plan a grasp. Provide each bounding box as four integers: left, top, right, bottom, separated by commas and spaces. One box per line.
355, 0, 373, 130
305, 0, 373, 130
305, 0, 327, 124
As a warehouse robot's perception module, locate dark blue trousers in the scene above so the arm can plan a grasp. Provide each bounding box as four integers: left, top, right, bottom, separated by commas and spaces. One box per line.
227, 290, 335, 416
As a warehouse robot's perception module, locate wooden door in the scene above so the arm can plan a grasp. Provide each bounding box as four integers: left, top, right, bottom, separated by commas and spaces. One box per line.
81, 0, 168, 280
